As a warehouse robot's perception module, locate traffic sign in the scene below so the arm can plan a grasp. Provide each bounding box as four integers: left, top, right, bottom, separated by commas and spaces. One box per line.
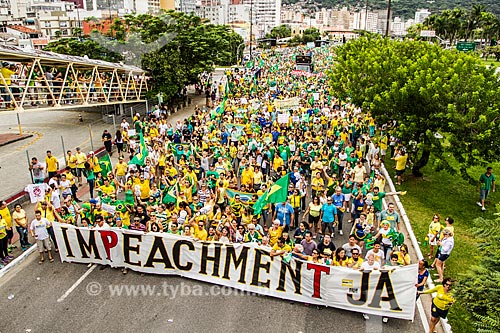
457, 42, 476, 52
420, 30, 436, 37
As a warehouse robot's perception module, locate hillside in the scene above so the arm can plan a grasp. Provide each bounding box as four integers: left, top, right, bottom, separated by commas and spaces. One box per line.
284, 0, 500, 19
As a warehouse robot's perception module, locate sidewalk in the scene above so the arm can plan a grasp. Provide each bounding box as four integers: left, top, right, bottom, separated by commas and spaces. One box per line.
0, 133, 32, 147
0, 91, 205, 274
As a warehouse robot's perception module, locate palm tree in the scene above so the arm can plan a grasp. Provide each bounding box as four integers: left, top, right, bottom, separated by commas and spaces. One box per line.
465, 4, 486, 41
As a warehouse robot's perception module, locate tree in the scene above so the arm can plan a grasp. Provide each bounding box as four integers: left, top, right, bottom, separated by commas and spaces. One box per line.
44, 11, 242, 102
328, 37, 500, 179
265, 25, 291, 39
44, 38, 123, 62
455, 211, 500, 332
302, 27, 321, 43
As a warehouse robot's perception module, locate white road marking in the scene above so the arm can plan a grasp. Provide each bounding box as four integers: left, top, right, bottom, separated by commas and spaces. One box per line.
57, 264, 97, 303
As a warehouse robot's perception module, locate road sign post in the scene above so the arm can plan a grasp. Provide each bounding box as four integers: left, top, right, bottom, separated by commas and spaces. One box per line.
457, 42, 476, 52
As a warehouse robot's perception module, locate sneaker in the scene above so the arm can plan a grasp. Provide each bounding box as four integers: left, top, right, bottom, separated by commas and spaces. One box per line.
363, 314, 370, 320
7, 247, 12, 253
6, 255, 14, 260
382, 317, 389, 323
331, 233, 335, 238
339, 230, 344, 236
481, 207, 486, 211
476, 202, 482, 207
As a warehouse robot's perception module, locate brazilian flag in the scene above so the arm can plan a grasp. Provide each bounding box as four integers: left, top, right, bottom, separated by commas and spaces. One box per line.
99, 154, 112, 177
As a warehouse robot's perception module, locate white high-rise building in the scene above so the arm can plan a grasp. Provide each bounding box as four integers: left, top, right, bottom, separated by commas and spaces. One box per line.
241, 0, 280, 36
414, 9, 430, 24
352, 9, 378, 33
392, 16, 405, 36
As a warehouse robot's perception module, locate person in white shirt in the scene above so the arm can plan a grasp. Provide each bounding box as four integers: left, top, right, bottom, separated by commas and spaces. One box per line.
30, 210, 54, 264
359, 253, 380, 271
60, 174, 72, 199
364, 241, 385, 265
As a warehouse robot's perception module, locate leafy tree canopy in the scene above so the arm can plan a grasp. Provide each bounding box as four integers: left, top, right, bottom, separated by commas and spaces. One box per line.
329, 37, 500, 180
44, 11, 243, 101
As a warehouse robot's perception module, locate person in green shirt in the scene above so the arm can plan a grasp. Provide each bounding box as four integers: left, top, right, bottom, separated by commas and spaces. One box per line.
477, 166, 495, 211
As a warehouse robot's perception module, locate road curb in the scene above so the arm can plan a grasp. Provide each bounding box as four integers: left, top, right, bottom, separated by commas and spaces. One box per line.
0, 244, 37, 279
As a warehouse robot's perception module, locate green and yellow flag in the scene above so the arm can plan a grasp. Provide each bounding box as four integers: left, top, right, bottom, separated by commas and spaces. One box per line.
252, 174, 290, 214
99, 154, 112, 177
129, 133, 148, 166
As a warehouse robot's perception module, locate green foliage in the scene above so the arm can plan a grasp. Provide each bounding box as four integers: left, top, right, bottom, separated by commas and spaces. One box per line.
473, 312, 500, 333
44, 38, 123, 63
328, 37, 500, 179
45, 11, 243, 102
454, 211, 500, 332
282, 0, 500, 21
265, 24, 292, 39
422, 6, 500, 44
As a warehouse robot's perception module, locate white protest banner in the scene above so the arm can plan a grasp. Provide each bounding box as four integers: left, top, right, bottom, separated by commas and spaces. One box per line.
25, 183, 48, 203
101, 203, 116, 215
274, 97, 300, 111
53, 223, 417, 320
277, 113, 290, 124
128, 129, 136, 136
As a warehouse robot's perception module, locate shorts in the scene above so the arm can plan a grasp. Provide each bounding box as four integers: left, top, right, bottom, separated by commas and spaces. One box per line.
381, 149, 387, 156
36, 238, 51, 252
427, 234, 438, 246
437, 253, 450, 262
344, 193, 351, 202
76, 168, 85, 177
479, 189, 489, 200
395, 169, 405, 176
431, 301, 449, 319
6, 228, 13, 240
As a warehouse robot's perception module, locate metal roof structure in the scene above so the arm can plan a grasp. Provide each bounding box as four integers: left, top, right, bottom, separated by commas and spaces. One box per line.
0, 44, 148, 112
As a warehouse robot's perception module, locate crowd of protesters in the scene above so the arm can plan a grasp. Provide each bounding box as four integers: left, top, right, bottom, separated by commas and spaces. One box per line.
0, 47, 466, 329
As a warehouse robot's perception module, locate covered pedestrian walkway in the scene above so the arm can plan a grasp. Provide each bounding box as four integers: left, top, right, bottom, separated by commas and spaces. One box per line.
0, 44, 148, 112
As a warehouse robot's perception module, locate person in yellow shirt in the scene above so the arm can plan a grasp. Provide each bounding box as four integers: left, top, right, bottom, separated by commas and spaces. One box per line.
66, 150, 77, 175
241, 165, 254, 188
311, 171, 325, 197
75, 147, 87, 186
268, 219, 284, 246
97, 178, 116, 197
138, 175, 151, 201
88, 151, 101, 174
379, 133, 388, 161
0, 200, 14, 252
272, 155, 284, 173
270, 237, 292, 257
189, 218, 208, 241
45, 150, 59, 179
114, 157, 128, 189
419, 278, 455, 333
392, 148, 408, 186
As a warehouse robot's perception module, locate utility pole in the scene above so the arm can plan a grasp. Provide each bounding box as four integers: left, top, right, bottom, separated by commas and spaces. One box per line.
385, 0, 391, 37
249, 0, 253, 60
364, 0, 368, 31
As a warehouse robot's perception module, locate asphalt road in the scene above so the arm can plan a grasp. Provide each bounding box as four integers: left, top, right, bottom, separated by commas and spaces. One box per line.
0, 252, 423, 333
0, 69, 425, 333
